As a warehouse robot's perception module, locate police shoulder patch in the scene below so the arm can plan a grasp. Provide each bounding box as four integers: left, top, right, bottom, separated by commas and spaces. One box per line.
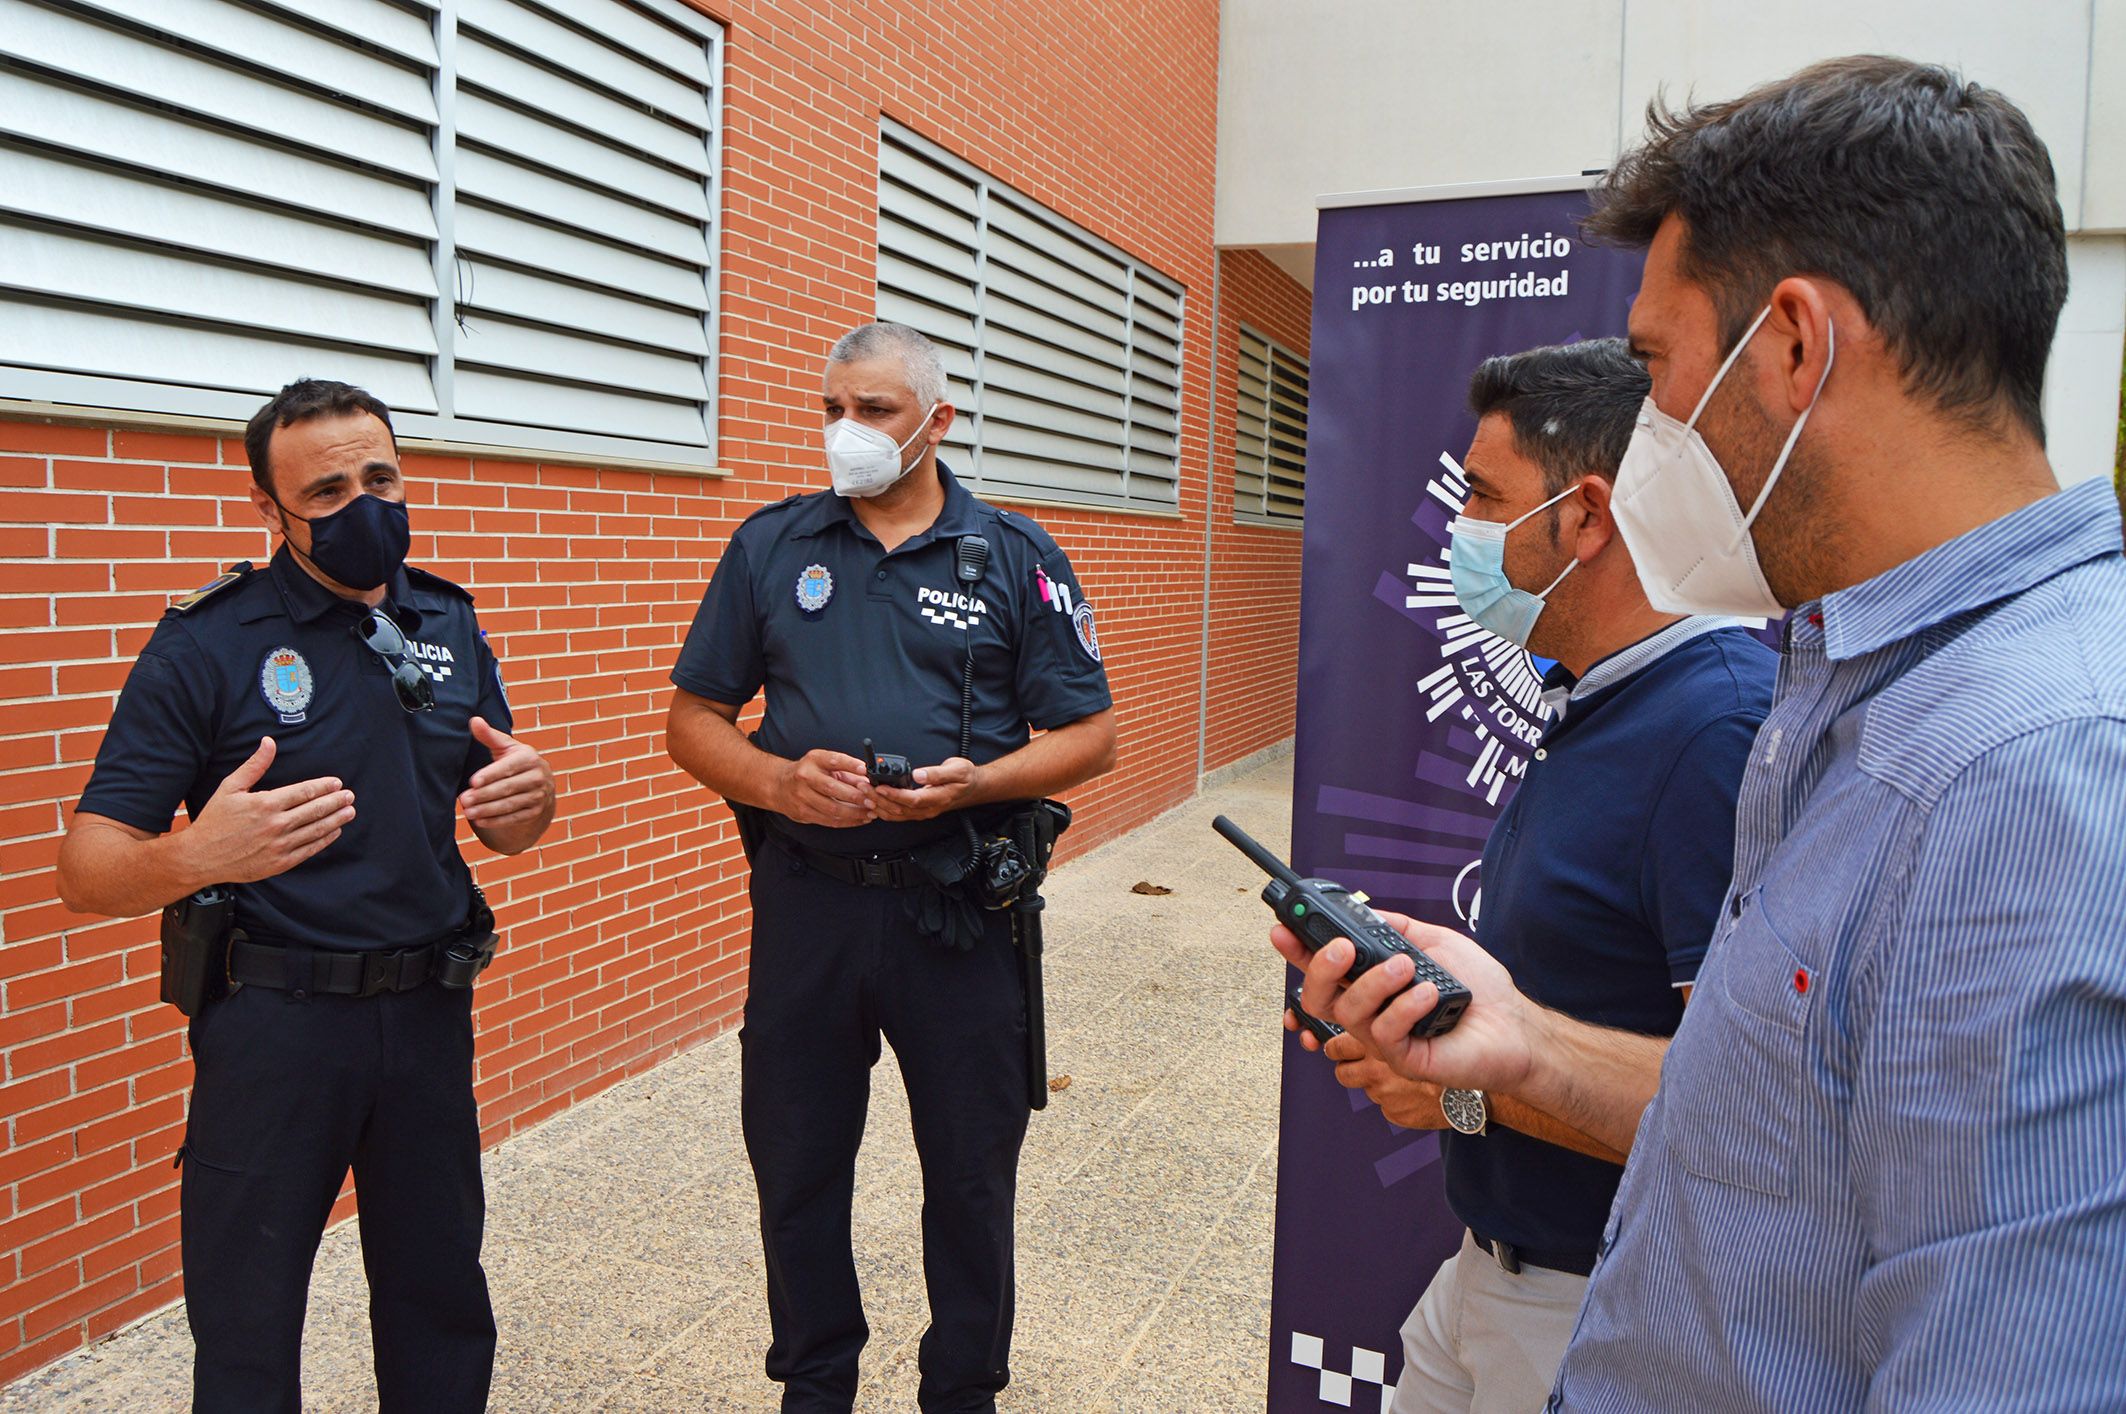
170, 563, 254, 614
1072, 600, 1102, 662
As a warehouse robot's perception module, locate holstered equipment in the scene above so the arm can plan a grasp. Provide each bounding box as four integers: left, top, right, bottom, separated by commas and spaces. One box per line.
160, 885, 235, 1017
729, 796, 766, 864
433, 884, 498, 989
1007, 800, 1071, 1110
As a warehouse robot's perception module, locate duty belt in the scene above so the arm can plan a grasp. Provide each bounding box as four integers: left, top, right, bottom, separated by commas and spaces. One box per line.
228, 935, 443, 999
770, 832, 926, 889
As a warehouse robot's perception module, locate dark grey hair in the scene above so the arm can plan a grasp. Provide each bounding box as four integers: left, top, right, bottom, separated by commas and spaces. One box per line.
1587, 54, 2066, 442
1467, 338, 1650, 493
826, 321, 947, 406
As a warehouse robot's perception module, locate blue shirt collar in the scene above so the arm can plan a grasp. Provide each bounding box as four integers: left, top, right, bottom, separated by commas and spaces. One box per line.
789, 459, 982, 546
1817, 477, 2124, 662
1540, 616, 1753, 722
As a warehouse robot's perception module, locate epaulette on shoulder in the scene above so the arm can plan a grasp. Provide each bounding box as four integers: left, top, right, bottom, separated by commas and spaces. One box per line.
984, 503, 1061, 558
747, 491, 811, 521
405, 565, 475, 602
169, 562, 254, 615
729, 490, 819, 543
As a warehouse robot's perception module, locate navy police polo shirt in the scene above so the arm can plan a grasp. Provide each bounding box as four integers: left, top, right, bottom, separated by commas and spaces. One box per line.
1443, 626, 1775, 1256
77, 547, 511, 951
671, 462, 1112, 854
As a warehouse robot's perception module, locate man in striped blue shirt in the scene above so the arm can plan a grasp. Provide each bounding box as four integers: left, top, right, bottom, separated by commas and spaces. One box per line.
1283, 56, 2126, 1410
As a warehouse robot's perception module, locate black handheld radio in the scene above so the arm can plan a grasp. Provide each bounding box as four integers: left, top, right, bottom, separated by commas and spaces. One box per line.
1285, 983, 1345, 1047
862, 738, 918, 789
1215, 815, 1471, 1038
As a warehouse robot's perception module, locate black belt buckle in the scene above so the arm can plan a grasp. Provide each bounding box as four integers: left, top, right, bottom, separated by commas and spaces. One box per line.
1488, 1236, 1523, 1275
357, 948, 398, 998
857, 856, 895, 888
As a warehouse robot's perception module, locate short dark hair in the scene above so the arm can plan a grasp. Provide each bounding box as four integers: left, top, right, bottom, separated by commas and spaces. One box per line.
1586, 55, 2066, 441
1467, 338, 1650, 493
243, 379, 398, 495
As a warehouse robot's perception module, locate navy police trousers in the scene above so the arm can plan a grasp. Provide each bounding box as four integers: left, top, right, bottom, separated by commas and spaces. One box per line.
742, 839, 1031, 1414
180, 979, 493, 1412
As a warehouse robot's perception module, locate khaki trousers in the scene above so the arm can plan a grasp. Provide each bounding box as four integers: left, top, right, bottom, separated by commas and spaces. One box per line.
1390, 1229, 1589, 1414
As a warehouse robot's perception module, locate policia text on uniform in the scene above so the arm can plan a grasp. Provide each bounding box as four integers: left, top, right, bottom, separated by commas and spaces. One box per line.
56, 379, 559, 1413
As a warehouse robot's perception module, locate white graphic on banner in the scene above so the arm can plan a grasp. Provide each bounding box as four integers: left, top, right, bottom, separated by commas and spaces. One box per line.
1403, 450, 1552, 806
1452, 858, 1483, 927
1289, 1330, 1393, 1412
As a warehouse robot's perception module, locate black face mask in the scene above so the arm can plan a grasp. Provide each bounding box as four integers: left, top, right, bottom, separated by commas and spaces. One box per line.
277, 493, 411, 592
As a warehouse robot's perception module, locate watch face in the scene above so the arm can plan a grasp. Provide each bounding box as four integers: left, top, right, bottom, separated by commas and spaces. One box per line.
1442, 1088, 1487, 1135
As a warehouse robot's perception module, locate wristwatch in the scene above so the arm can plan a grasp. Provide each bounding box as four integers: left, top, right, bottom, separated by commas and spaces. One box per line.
1441, 1088, 1490, 1136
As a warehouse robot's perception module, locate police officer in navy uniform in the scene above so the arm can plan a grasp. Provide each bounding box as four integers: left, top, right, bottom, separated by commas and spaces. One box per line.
55, 379, 557, 1412
666, 322, 1118, 1413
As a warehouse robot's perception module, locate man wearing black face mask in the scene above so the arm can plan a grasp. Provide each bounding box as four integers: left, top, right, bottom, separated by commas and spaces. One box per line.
56, 378, 557, 1411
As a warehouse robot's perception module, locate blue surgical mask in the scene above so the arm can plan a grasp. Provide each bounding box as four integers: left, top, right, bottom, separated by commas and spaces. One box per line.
1448, 482, 1581, 646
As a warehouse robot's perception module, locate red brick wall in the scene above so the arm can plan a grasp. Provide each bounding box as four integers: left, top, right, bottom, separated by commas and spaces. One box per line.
0, 0, 1236, 1380
1204, 249, 1312, 773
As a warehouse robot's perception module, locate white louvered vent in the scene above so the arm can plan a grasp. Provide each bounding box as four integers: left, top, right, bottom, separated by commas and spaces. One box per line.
0, 0, 721, 468
877, 123, 1184, 513
1234, 325, 1307, 525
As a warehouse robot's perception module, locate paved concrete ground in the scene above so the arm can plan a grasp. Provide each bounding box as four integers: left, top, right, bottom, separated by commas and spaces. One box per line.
8, 750, 1296, 1411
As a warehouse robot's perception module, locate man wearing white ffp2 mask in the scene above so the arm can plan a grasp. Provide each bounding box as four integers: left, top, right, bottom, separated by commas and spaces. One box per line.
1280, 57, 2126, 1414
823, 399, 939, 497
666, 320, 1119, 1412
1609, 304, 1834, 618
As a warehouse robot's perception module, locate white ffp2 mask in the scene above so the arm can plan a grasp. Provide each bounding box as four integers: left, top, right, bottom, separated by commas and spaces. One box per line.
1611, 307, 1834, 618
823, 404, 938, 497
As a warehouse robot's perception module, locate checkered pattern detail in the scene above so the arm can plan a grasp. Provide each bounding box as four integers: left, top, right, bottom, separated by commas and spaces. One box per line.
919, 605, 977, 631
417, 663, 454, 683
1290, 1332, 1392, 1412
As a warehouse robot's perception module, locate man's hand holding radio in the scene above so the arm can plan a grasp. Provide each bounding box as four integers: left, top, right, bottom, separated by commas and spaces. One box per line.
871, 757, 982, 822
1276, 910, 1672, 1158
1278, 911, 1539, 1095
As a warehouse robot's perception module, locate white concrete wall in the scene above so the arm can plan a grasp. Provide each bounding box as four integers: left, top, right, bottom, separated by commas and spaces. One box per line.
1216, 0, 2125, 481
1215, 1, 1626, 253
2049, 236, 2125, 487
1217, 0, 2120, 247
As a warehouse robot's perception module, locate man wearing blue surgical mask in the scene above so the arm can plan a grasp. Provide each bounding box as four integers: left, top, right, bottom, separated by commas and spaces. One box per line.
1283, 57, 2126, 1411
1293, 338, 1774, 1413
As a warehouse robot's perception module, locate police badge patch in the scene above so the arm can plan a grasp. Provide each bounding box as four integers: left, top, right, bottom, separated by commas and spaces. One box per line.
794, 564, 835, 614
1071, 601, 1102, 662
259, 647, 314, 724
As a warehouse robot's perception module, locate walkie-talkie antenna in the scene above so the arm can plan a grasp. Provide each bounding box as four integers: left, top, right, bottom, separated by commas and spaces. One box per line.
863, 738, 879, 774
1213, 815, 1302, 887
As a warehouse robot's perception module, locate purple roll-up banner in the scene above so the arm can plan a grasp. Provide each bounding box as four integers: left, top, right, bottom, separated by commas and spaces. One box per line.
1264, 181, 1643, 1412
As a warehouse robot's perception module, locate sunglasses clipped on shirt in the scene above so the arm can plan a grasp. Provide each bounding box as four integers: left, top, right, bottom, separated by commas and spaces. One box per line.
351, 609, 436, 713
